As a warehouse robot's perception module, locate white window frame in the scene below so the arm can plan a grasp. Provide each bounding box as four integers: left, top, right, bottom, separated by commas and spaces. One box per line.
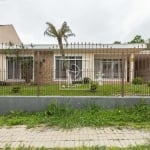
95, 59, 122, 80
6, 55, 34, 82
54, 55, 83, 81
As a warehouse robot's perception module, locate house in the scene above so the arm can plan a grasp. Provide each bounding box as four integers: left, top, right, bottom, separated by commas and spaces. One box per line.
0, 43, 148, 84
0, 24, 21, 45
0, 24, 22, 83
0, 25, 148, 84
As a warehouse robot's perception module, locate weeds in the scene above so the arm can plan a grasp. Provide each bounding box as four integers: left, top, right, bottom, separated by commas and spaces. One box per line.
11, 86, 21, 93
0, 101, 150, 129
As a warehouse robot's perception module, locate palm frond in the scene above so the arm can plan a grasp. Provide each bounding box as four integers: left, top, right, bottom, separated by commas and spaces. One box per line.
59, 22, 75, 44
44, 21, 75, 46
61, 21, 68, 33
64, 33, 75, 37
44, 22, 58, 37
60, 22, 73, 35
44, 30, 56, 38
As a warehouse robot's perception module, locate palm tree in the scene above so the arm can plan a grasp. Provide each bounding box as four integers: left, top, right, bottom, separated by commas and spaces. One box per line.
44, 21, 75, 84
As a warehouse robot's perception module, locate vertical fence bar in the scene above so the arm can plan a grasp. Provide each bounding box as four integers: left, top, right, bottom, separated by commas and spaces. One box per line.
37, 51, 40, 96
121, 52, 125, 97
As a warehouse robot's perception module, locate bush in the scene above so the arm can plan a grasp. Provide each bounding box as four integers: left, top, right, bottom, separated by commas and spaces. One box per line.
72, 80, 83, 84
0, 81, 7, 86
83, 77, 91, 84
132, 77, 143, 85
90, 82, 98, 92
45, 102, 72, 116
147, 81, 150, 87
11, 86, 21, 93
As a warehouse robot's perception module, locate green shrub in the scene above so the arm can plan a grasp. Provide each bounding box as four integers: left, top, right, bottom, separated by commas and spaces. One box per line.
90, 82, 98, 92
11, 86, 21, 93
147, 81, 150, 87
132, 77, 143, 85
72, 80, 83, 84
45, 102, 72, 116
83, 77, 91, 84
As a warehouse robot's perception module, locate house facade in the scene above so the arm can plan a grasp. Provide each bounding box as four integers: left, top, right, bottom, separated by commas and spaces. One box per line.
0, 43, 148, 84
0, 25, 149, 84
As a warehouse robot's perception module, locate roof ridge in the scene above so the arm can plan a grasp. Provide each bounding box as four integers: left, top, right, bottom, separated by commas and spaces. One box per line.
0, 24, 13, 26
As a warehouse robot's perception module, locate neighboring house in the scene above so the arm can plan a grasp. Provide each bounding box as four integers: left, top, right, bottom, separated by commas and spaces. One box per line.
0, 25, 149, 84
0, 24, 21, 45
0, 25, 32, 83
0, 25, 21, 83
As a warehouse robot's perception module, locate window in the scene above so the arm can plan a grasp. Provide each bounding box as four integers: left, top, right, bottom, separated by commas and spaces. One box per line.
7, 57, 33, 80
94, 59, 122, 79
55, 56, 82, 80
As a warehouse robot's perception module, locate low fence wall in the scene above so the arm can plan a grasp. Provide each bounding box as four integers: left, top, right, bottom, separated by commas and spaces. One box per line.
0, 96, 150, 114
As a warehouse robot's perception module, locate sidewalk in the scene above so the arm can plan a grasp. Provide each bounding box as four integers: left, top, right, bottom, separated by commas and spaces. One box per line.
0, 126, 150, 148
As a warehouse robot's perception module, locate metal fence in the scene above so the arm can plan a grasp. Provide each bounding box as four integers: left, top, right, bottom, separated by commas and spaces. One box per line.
0, 43, 149, 96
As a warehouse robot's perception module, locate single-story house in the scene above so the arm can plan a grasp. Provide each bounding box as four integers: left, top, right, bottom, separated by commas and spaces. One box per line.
0, 25, 149, 84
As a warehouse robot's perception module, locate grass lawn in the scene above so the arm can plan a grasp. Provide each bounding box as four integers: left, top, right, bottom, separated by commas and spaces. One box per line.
0, 101, 150, 129
0, 84, 150, 96
2, 145, 150, 150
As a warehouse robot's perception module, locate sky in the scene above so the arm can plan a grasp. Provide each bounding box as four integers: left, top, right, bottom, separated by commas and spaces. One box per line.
0, 0, 150, 44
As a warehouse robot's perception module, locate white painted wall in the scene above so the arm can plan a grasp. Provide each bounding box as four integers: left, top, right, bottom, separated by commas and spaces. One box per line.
0, 54, 6, 81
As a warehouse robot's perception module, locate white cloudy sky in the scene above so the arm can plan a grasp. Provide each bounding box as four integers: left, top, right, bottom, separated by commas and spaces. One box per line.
0, 0, 150, 44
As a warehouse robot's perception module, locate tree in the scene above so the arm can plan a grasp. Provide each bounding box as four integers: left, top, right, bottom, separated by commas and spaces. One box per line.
129, 35, 145, 44
44, 21, 75, 84
113, 41, 121, 44
146, 38, 150, 44
146, 38, 150, 49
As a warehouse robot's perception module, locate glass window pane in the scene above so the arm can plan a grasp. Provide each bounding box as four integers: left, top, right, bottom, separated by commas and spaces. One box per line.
7, 58, 13, 79
113, 62, 119, 78
94, 59, 122, 79
7, 57, 33, 80
103, 62, 111, 78
14, 60, 20, 79
56, 59, 66, 79
76, 60, 82, 79
55, 56, 82, 80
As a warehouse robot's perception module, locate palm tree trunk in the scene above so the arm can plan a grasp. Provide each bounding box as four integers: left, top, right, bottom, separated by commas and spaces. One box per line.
58, 38, 72, 85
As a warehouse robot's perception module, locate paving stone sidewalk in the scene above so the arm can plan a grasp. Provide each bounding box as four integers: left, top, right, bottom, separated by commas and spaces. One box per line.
0, 126, 150, 148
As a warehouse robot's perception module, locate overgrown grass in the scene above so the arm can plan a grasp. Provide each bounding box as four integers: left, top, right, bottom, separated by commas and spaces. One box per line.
0, 84, 150, 96
0, 100, 150, 129
1, 145, 150, 150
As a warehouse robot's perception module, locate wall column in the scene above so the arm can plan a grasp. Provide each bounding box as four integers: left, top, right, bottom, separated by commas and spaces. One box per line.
129, 53, 134, 83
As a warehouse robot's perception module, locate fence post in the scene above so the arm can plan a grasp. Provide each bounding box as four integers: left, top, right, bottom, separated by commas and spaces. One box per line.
121, 53, 125, 97
37, 51, 40, 96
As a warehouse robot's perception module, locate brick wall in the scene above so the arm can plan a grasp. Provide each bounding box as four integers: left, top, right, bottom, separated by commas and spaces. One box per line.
34, 51, 54, 84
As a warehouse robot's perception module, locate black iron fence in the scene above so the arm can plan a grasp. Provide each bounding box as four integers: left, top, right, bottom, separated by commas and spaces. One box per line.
0, 43, 149, 96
